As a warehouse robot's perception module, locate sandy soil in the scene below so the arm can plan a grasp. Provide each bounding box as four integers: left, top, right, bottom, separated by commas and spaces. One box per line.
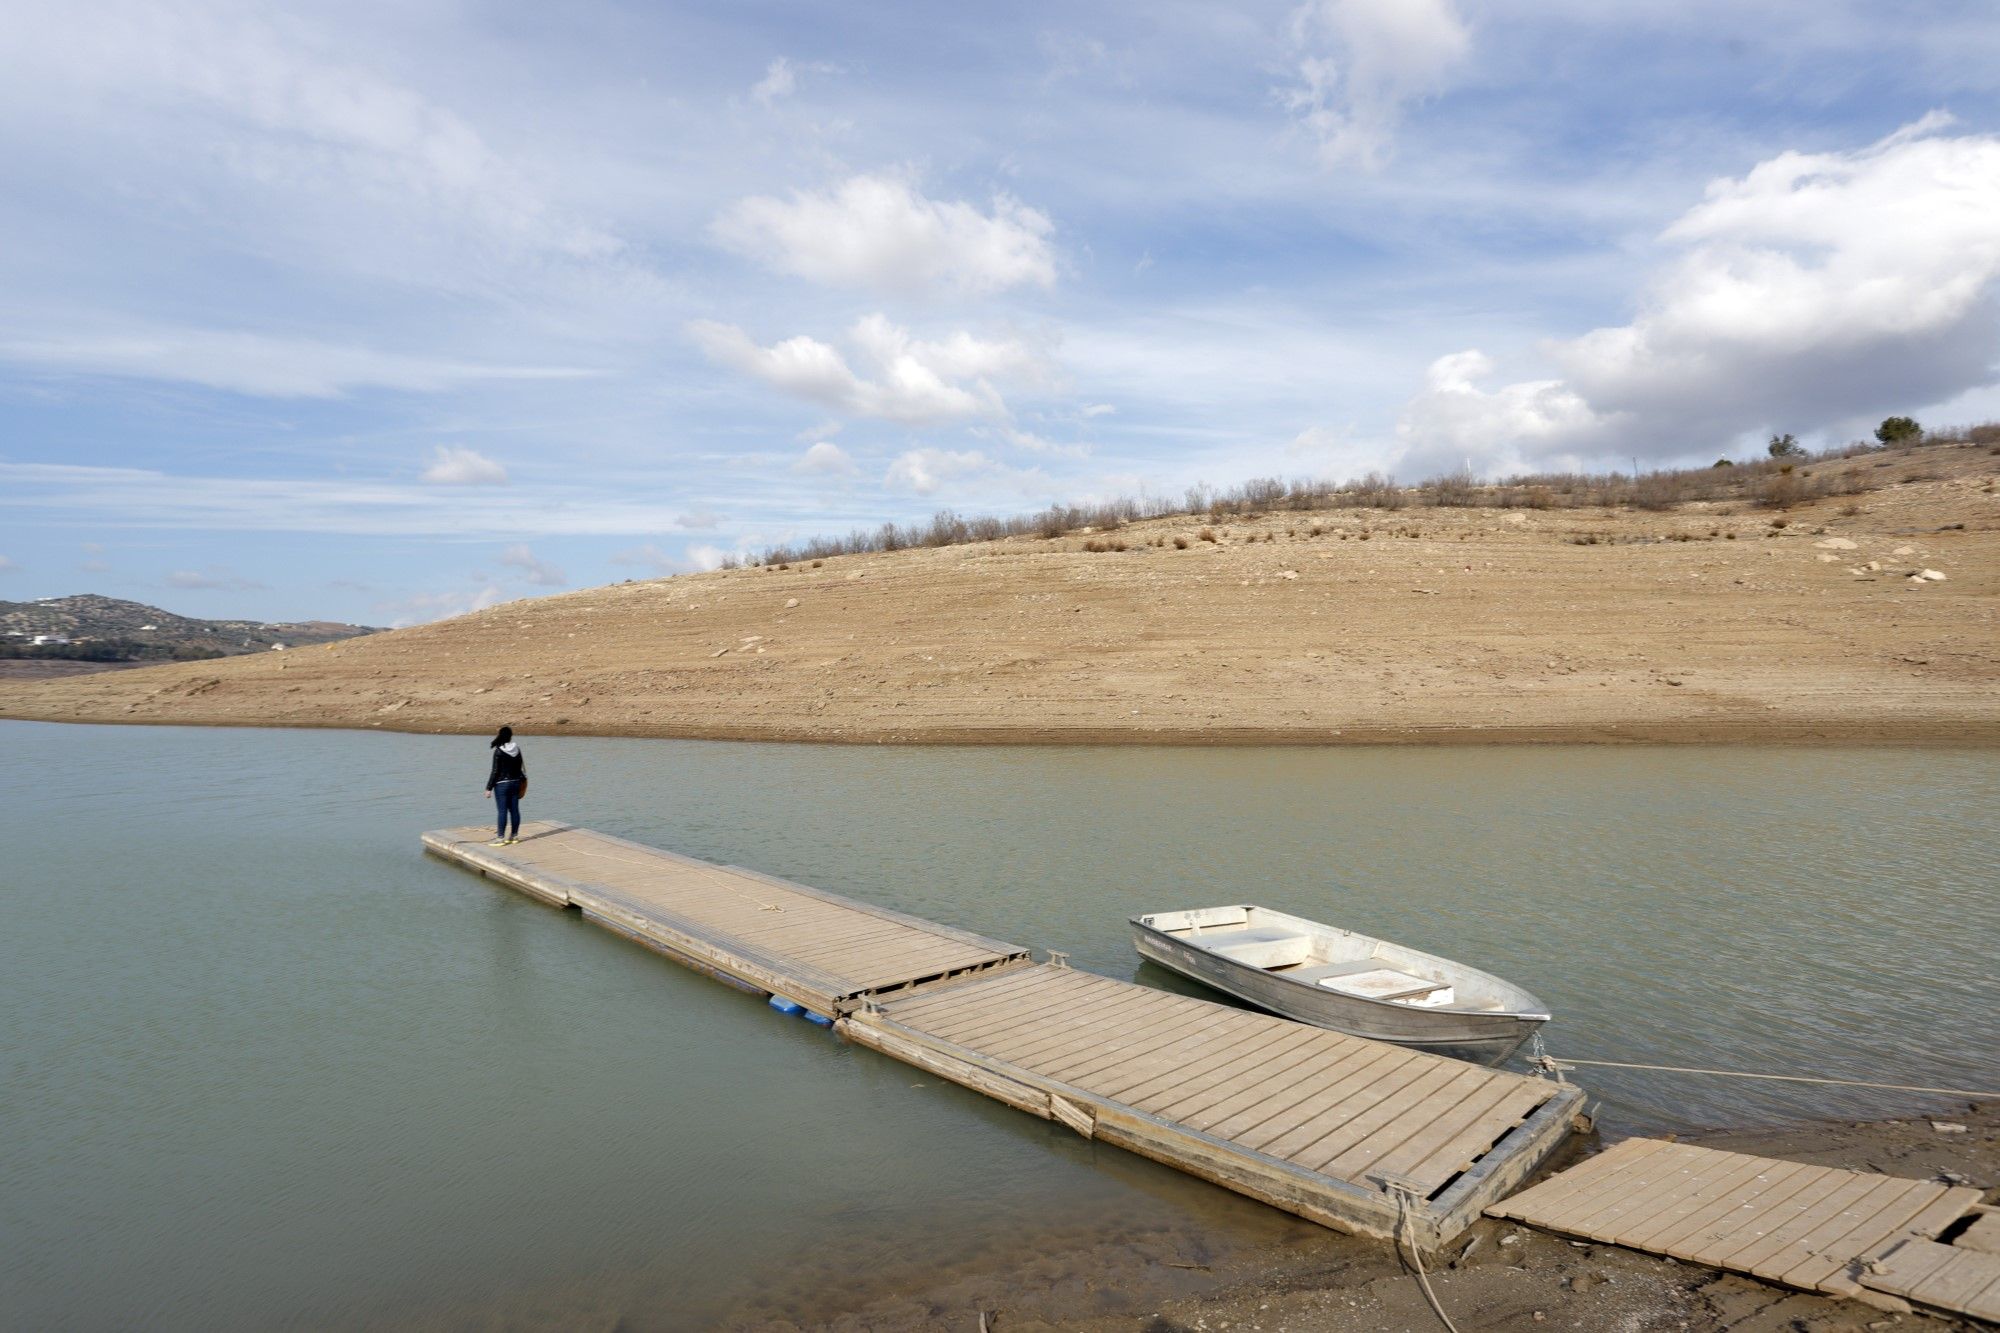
717, 1104, 2000, 1333
4, 444, 1995, 745
0, 659, 155, 681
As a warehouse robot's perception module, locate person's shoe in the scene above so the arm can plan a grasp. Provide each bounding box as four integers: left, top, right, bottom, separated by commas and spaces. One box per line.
487, 838, 509, 847
504, 837, 520, 845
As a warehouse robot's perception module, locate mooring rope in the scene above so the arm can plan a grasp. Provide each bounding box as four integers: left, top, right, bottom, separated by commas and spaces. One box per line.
1388, 1183, 1462, 1333
1536, 1056, 1992, 1096
1531, 1039, 1998, 1099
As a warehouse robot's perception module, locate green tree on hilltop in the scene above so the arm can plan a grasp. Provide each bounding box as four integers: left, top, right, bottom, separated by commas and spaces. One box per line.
1875, 416, 1921, 446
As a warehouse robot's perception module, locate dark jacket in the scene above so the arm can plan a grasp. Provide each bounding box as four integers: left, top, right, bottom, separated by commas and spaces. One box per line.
486, 742, 526, 791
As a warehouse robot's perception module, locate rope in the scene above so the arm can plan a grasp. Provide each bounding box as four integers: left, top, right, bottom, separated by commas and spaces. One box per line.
1388, 1183, 1461, 1333
1536, 1052, 1999, 1100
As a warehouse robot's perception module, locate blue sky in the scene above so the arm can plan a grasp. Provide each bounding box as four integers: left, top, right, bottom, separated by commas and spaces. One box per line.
3, 0, 1999, 624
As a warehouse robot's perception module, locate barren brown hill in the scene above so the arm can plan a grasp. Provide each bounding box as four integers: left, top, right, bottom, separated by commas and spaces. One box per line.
4, 443, 1996, 745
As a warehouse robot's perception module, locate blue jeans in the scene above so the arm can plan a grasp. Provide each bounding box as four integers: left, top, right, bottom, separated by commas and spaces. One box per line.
492, 779, 523, 838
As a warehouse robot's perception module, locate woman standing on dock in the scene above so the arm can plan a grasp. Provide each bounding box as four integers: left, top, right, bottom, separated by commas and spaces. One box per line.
485, 726, 527, 845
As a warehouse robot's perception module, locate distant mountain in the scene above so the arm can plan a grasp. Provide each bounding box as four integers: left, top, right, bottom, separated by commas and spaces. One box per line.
0, 594, 380, 662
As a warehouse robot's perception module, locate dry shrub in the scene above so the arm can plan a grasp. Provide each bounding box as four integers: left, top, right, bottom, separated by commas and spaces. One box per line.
1347, 471, 1404, 510
1632, 472, 1689, 511
1757, 472, 1814, 509
1173, 535, 1189, 549
1422, 467, 1480, 507
1198, 527, 1218, 543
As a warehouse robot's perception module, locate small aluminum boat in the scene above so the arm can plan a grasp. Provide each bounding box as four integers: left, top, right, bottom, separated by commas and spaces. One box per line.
1131, 905, 1551, 1065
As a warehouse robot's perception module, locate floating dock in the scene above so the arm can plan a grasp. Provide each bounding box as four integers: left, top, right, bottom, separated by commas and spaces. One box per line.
423, 820, 1583, 1250
1488, 1136, 1992, 1316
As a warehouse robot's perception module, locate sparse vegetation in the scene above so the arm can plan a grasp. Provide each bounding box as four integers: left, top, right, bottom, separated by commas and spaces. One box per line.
746, 433, 1996, 567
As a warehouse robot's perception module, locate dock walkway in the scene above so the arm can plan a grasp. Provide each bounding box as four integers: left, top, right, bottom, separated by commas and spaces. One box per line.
1488, 1136, 1989, 1315
422, 820, 1028, 1011
423, 820, 1582, 1249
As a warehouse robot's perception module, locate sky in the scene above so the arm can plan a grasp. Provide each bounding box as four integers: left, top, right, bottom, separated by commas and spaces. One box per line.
3, 0, 1999, 624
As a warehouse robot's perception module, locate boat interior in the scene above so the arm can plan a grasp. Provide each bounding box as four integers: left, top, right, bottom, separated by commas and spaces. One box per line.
1146, 905, 1524, 1013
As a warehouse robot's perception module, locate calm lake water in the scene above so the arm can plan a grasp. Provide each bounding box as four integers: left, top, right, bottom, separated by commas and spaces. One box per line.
2, 721, 1996, 1329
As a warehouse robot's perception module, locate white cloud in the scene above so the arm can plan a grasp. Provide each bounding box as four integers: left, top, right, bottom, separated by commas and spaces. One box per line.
1081, 403, 1116, 418
691, 315, 1045, 424
610, 542, 688, 575
676, 509, 721, 529
794, 441, 859, 476
685, 543, 735, 572
375, 582, 505, 628
1394, 351, 1603, 477
750, 57, 798, 105
710, 173, 1056, 298
499, 543, 566, 586
0, 4, 630, 285
1395, 117, 2000, 473
1285, 0, 1471, 169
0, 461, 705, 538
884, 448, 1052, 498
885, 448, 989, 496
166, 566, 265, 591
977, 425, 1090, 459
0, 555, 18, 573
420, 445, 510, 486
0, 326, 593, 399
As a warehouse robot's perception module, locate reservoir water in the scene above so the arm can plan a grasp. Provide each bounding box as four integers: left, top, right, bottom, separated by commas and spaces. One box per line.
2, 721, 1996, 1328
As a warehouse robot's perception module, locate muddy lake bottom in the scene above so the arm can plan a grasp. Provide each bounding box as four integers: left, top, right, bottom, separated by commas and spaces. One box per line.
1, 723, 1994, 1330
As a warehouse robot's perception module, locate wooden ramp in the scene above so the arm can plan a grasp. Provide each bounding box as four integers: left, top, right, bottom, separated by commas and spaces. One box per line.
423, 820, 1582, 1250
1859, 1233, 2000, 1322
1487, 1137, 1985, 1311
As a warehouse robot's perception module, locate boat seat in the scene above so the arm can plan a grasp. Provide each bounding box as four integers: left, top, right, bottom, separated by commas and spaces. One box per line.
1286, 958, 1390, 983
1295, 960, 1450, 1003
1205, 927, 1315, 970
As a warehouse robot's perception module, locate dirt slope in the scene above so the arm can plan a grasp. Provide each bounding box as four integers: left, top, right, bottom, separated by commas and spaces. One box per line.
4, 445, 1996, 745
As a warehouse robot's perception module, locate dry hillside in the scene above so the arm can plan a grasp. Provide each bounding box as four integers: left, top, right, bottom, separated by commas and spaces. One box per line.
4, 442, 1996, 745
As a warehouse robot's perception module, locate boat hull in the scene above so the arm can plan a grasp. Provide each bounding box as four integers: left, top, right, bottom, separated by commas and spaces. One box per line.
1133, 923, 1545, 1066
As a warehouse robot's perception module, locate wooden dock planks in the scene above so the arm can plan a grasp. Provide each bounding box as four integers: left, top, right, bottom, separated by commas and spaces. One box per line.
1487, 1137, 1984, 1308
422, 822, 1030, 1012
423, 820, 1584, 1251
844, 962, 1583, 1247
1860, 1237, 2000, 1322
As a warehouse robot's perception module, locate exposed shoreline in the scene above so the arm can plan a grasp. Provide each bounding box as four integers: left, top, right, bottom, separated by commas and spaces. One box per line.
4, 708, 1998, 747
3, 445, 1993, 747
712, 1105, 1998, 1332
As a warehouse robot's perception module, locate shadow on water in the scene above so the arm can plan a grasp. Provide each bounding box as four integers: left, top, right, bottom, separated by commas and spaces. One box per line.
1, 722, 1995, 1329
